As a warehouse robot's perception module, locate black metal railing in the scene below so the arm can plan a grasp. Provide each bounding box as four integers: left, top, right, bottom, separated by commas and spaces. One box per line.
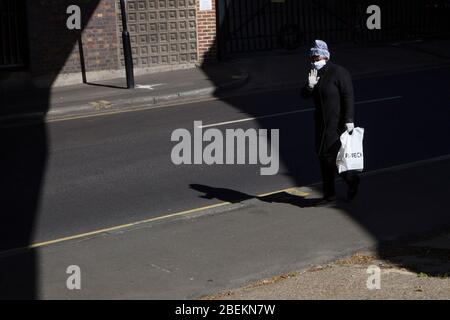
0, 0, 27, 69
218, 0, 450, 57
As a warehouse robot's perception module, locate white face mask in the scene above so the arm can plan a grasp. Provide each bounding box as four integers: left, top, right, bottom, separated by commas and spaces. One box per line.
312, 59, 327, 70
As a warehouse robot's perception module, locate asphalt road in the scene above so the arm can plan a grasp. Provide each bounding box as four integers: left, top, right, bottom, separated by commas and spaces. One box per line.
1, 66, 450, 251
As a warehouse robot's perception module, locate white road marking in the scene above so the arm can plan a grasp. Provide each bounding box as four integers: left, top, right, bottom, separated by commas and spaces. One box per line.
150, 263, 172, 274
198, 96, 403, 129
0, 152, 447, 255
354, 96, 403, 104
136, 84, 165, 90
199, 109, 315, 129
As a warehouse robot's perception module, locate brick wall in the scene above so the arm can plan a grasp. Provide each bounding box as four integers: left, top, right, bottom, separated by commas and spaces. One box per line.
24, 0, 218, 80
196, 0, 218, 63
26, 0, 119, 77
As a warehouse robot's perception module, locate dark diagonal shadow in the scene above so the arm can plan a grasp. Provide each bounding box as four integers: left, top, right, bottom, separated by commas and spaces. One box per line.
190, 184, 323, 208
84, 82, 128, 90
0, 0, 102, 299
196, 1, 450, 279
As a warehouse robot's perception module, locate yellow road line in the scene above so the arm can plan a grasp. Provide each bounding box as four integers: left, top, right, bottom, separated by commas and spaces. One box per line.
0, 186, 304, 255
44, 83, 313, 123
46, 96, 219, 123
258, 187, 310, 197
45, 85, 291, 123
29, 202, 230, 249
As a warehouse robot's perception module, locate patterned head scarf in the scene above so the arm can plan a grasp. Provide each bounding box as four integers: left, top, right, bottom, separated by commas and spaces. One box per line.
310, 40, 330, 60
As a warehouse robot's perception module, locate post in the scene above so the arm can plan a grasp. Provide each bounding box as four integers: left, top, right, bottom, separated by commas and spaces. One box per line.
119, 0, 135, 89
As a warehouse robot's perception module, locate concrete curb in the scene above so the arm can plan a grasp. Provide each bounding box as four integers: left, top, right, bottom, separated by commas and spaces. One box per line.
0, 63, 250, 123
46, 63, 250, 119
230, 61, 450, 95
0, 61, 446, 124
46, 83, 249, 120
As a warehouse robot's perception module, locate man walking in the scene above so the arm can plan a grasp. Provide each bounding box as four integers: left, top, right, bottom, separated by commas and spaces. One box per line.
301, 40, 360, 204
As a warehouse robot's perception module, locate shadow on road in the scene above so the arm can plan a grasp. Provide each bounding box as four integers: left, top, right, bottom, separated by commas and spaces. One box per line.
195, 7, 450, 280
0, 1, 449, 300
190, 184, 323, 208
0, 0, 102, 300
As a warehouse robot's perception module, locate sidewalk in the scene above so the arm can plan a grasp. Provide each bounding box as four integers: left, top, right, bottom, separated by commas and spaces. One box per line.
229, 38, 450, 93
0, 62, 249, 121
203, 232, 450, 300
1, 39, 450, 122
1, 156, 449, 299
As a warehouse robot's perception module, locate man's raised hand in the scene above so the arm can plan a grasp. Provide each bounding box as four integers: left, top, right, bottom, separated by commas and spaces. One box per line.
308, 69, 320, 88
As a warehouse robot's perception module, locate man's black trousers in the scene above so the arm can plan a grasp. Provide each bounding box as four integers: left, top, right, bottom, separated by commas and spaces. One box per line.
319, 140, 359, 199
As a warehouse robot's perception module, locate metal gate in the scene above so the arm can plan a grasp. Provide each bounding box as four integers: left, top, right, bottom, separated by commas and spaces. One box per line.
0, 0, 28, 69
218, 0, 450, 57
218, 0, 355, 57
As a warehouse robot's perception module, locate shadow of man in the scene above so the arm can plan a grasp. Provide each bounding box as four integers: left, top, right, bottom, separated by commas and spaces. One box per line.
190, 184, 324, 208
196, 1, 450, 279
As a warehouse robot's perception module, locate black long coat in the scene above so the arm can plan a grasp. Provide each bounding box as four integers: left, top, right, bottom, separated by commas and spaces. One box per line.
301, 61, 355, 156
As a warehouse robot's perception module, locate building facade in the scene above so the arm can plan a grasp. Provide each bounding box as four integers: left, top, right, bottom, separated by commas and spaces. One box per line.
1, 0, 448, 87
0, 0, 219, 86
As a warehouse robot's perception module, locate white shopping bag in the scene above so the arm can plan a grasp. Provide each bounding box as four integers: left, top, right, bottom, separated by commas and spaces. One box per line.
336, 127, 364, 174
